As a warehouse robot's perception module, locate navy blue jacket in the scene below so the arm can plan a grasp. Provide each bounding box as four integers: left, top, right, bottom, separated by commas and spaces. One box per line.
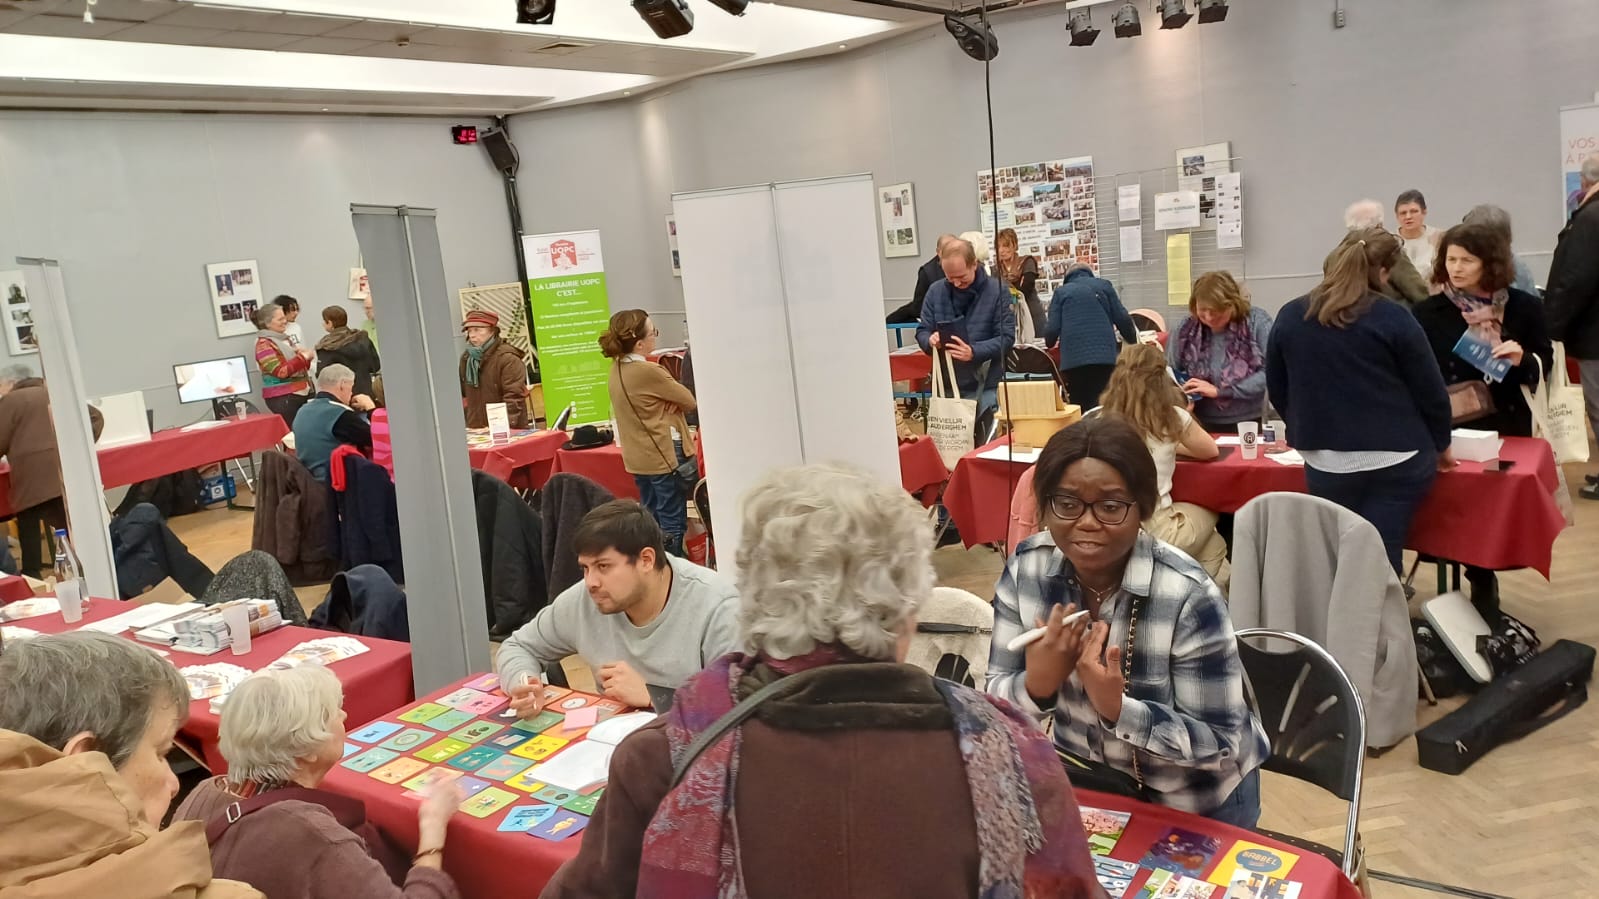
1045, 268, 1137, 369
1266, 294, 1452, 454
311, 564, 409, 641
337, 453, 404, 584
915, 267, 1015, 396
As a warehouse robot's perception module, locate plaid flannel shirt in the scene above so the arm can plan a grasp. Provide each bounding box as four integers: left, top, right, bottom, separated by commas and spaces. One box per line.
986, 530, 1268, 815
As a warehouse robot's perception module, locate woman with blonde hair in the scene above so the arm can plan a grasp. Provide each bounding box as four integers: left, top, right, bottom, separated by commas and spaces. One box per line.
1266, 228, 1454, 573
996, 228, 1046, 338
598, 309, 697, 557
171, 665, 463, 899
1166, 271, 1273, 431
1100, 342, 1230, 588
541, 463, 1105, 898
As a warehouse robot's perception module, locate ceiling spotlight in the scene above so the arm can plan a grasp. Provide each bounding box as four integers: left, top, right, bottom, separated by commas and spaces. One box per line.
1159, 0, 1192, 29
1067, 8, 1100, 46
1197, 0, 1228, 23
632, 0, 693, 38
705, 0, 750, 14
82, 0, 95, 24
1112, 2, 1140, 38
515, 0, 554, 25
944, 12, 998, 62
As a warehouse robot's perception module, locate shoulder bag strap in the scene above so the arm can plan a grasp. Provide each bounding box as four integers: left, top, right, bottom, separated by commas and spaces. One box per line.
204, 787, 367, 846
1521, 354, 1551, 439
668, 666, 832, 789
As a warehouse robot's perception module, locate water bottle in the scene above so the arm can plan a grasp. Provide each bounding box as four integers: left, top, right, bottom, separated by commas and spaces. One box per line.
53, 529, 83, 624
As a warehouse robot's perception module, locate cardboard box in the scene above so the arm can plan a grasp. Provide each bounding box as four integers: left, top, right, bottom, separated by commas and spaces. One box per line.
1450, 428, 1502, 462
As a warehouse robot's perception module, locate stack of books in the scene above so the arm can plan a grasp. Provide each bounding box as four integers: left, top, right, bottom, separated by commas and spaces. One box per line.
137, 599, 284, 655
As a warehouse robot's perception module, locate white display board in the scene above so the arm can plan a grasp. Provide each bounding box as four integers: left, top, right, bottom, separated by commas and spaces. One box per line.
1560, 103, 1599, 216
978, 156, 1098, 297
674, 174, 899, 574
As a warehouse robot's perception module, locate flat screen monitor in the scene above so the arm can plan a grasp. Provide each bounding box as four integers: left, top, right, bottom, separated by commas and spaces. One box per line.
174, 356, 252, 404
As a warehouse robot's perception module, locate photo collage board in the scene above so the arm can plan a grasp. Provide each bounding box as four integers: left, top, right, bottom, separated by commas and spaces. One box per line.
976, 155, 1099, 299
0, 270, 38, 355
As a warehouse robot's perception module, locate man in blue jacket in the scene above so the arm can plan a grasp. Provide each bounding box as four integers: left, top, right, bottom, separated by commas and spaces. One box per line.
916, 236, 1015, 442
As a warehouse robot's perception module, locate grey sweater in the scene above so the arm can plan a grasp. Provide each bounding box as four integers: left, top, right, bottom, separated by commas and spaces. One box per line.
496, 555, 741, 692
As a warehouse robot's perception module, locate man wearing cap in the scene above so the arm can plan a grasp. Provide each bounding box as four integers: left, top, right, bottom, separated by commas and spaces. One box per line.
459, 309, 530, 429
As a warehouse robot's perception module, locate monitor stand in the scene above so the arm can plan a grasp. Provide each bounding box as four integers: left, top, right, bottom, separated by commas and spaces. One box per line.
211, 397, 244, 421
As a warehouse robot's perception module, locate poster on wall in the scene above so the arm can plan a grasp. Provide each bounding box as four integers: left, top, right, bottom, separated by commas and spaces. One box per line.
348, 267, 370, 300
665, 215, 681, 277
1215, 173, 1243, 249
879, 182, 920, 258
524, 230, 613, 425
1175, 142, 1232, 230
1154, 191, 1202, 231
0, 270, 37, 356
206, 259, 263, 338
1560, 104, 1599, 216
977, 155, 1097, 298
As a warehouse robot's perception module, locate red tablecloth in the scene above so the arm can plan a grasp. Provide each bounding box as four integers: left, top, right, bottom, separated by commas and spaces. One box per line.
550, 436, 948, 506
467, 430, 567, 488
890, 348, 932, 382
0, 414, 289, 518
945, 436, 1567, 575
321, 675, 595, 899
0, 575, 34, 603
25, 597, 414, 773
1076, 789, 1361, 899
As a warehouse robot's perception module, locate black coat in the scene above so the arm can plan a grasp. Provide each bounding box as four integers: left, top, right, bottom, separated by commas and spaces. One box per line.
311, 564, 408, 641
110, 503, 214, 600
886, 255, 945, 324
539, 473, 615, 601
337, 454, 404, 585
471, 470, 548, 635
316, 329, 382, 398
1413, 289, 1553, 438
1546, 191, 1599, 358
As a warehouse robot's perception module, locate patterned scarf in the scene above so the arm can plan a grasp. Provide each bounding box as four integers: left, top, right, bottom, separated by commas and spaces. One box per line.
636, 647, 1089, 899
1443, 283, 1508, 346
464, 336, 497, 387
1176, 312, 1261, 387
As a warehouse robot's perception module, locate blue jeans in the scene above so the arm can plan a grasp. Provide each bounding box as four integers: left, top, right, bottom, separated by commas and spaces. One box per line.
1205, 767, 1262, 829
634, 441, 688, 557
1303, 450, 1438, 574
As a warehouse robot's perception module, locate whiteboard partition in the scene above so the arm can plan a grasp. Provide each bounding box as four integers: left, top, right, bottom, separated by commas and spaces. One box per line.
674, 174, 898, 573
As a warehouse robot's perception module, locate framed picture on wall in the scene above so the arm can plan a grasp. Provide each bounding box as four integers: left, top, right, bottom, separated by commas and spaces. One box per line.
666, 215, 681, 277
207, 259, 264, 338
0, 270, 38, 356
879, 182, 920, 258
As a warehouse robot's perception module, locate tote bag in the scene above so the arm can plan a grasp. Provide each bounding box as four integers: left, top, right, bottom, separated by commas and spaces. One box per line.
1522, 352, 1579, 527
927, 349, 977, 469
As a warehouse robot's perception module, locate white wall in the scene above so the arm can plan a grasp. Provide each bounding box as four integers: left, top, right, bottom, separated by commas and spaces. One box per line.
0, 111, 516, 427
509, 0, 1599, 329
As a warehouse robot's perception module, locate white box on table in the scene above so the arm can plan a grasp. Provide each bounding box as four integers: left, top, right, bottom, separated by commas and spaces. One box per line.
1450, 428, 1502, 463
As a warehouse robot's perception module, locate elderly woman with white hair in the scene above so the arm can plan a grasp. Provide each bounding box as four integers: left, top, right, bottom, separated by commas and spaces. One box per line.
171, 665, 462, 899
0, 631, 260, 897
540, 464, 1105, 899
1329, 199, 1430, 304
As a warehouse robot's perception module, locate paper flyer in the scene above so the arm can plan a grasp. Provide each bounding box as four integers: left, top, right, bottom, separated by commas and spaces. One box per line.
1154, 192, 1202, 231
1167, 233, 1193, 306
1452, 332, 1511, 382
1118, 184, 1142, 222
1120, 225, 1144, 263
486, 402, 511, 445
1215, 172, 1243, 249
1207, 841, 1299, 885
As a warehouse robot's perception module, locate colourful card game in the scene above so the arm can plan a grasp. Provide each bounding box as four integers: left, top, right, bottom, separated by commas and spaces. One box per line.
1205, 842, 1298, 886
437, 688, 490, 710
510, 734, 569, 762
498, 804, 559, 833
1093, 858, 1139, 898
533, 784, 579, 806
348, 721, 404, 744
563, 707, 599, 731
464, 673, 502, 692
529, 811, 589, 842
450, 721, 506, 744
512, 711, 564, 734
370, 757, 430, 784
1139, 827, 1223, 877
415, 738, 472, 762
485, 731, 532, 752
460, 693, 509, 716
398, 703, 451, 725
341, 742, 360, 757
561, 791, 601, 815
478, 754, 536, 782
551, 693, 597, 712
446, 745, 504, 772
538, 685, 572, 704
401, 767, 464, 795
425, 709, 477, 731
505, 770, 548, 793
460, 787, 519, 818
1080, 806, 1132, 856
341, 747, 399, 772
378, 728, 435, 752
1138, 869, 1219, 899
454, 776, 493, 798
1222, 871, 1301, 899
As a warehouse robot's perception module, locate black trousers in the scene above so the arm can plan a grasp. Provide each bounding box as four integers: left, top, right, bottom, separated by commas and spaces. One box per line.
17, 496, 66, 579
1064, 363, 1117, 412
265, 392, 310, 429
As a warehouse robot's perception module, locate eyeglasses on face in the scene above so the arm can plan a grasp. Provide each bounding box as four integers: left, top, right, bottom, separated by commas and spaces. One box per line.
1047, 493, 1134, 526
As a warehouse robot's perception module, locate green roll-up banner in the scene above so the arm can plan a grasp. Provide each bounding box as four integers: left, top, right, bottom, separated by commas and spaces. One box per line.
523, 230, 613, 424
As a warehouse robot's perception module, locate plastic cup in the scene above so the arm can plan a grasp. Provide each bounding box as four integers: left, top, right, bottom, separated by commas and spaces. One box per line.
222, 604, 253, 655
57, 581, 83, 624
1238, 421, 1260, 460
235, 399, 248, 421
1266, 418, 1287, 450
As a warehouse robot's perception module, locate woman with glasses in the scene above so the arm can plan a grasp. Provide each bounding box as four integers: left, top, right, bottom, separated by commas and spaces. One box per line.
599, 309, 697, 557
987, 417, 1268, 826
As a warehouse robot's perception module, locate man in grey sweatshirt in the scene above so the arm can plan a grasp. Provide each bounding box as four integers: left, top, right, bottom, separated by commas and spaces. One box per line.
497, 500, 739, 713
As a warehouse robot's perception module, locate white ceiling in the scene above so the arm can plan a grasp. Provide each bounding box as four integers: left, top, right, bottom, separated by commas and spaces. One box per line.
0, 0, 939, 114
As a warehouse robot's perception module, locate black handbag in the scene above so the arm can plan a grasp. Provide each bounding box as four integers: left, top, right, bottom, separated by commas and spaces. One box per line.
1477, 613, 1541, 679
1416, 639, 1594, 775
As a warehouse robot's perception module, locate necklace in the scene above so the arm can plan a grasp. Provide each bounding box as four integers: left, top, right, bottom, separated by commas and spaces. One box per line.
1081, 580, 1119, 606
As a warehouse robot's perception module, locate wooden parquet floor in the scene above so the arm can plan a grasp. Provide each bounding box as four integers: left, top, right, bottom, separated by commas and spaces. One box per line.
160, 467, 1599, 898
